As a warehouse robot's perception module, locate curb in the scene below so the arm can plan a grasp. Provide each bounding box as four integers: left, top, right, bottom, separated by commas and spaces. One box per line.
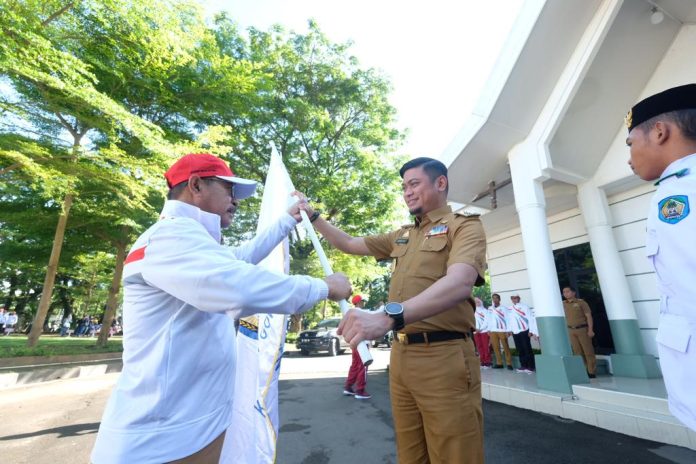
0, 357, 123, 389
1, 344, 300, 389
0, 352, 122, 368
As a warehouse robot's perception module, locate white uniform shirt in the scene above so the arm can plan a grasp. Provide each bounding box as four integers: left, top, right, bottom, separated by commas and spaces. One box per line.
474, 305, 489, 333
0, 312, 5, 325
91, 200, 328, 464
508, 302, 536, 335
487, 304, 509, 332
646, 152, 696, 432
5, 313, 17, 327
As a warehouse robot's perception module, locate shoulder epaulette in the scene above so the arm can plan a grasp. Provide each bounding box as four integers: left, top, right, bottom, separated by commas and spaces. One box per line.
655, 168, 690, 186
453, 211, 480, 218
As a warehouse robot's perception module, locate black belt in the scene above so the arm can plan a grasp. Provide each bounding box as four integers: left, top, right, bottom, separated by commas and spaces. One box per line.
396, 331, 469, 345
567, 324, 588, 329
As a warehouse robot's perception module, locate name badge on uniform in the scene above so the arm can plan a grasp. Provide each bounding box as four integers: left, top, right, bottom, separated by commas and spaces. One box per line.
395, 230, 409, 244
658, 195, 690, 224
426, 224, 448, 237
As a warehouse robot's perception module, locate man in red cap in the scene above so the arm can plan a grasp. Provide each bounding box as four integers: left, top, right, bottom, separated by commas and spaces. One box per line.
92, 153, 352, 464
343, 294, 371, 399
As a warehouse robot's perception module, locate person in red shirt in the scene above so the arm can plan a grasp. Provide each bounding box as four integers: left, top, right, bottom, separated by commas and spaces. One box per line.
343, 295, 371, 399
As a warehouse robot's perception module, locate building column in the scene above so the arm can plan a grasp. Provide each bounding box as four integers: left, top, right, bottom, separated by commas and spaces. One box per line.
577, 182, 661, 378
510, 150, 589, 393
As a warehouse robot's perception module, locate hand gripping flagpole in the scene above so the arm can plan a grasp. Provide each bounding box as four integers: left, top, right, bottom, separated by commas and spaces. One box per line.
297, 207, 373, 367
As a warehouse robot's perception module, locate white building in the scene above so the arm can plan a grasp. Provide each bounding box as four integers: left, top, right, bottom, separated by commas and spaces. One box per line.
443, 0, 696, 393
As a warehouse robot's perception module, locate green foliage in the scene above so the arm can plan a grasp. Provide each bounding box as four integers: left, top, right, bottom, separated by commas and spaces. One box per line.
0, 2, 405, 345
472, 272, 492, 307
214, 18, 405, 320
0, 335, 123, 358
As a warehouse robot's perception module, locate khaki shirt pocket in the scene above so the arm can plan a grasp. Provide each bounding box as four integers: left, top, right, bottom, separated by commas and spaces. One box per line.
415, 236, 448, 276
390, 244, 408, 272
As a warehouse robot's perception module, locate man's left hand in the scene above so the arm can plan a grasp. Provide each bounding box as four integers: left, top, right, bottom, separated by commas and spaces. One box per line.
588, 329, 595, 338
338, 308, 393, 349
288, 191, 310, 222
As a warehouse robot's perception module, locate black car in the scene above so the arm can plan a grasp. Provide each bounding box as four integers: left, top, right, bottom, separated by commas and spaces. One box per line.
372, 330, 393, 348
296, 318, 349, 356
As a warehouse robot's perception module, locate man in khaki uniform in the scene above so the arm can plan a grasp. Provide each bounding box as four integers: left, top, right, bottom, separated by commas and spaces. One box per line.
562, 286, 596, 378
307, 157, 487, 464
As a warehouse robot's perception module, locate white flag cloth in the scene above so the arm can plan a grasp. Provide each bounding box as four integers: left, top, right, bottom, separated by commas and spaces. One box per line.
221, 147, 296, 464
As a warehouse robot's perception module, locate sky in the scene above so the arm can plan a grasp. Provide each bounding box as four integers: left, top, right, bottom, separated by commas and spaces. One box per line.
201, 0, 524, 158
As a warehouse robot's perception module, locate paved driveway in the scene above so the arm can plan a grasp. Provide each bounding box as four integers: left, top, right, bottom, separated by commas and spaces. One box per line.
1, 346, 695, 463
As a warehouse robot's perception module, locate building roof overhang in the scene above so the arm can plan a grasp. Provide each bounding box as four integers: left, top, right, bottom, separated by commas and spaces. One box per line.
442, 0, 695, 235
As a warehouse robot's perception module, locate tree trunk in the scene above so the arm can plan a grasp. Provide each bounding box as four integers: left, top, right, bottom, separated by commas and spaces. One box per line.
289, 314, 301, 332
27, 193, 73, 347
80, 270, 97, 316
96, 238, 127, 347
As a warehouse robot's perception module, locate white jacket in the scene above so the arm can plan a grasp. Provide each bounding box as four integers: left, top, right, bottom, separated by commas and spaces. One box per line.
92, 201, 328, 464
474, 305, 489, 332
487, 304, 509, 333
646, 153, 696, 432
508, 302, 537, 336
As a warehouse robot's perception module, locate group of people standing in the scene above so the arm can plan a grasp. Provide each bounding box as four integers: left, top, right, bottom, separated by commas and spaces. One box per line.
88, 83, 696, 463
473, 287, 598, 378
473, 294, 538, 373
0, 306, 18, 335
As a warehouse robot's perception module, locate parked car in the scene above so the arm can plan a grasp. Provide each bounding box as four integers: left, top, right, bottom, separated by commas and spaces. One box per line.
372, 330, 393, 348
296, 318, 349, 356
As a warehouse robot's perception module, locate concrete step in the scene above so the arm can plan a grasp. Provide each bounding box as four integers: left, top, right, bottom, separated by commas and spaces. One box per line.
563, 397, 695, 450
482, 373, 696, 451
572, 383, 670, 415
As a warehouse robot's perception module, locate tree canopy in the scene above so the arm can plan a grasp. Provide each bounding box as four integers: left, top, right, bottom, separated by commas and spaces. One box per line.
0, 0, 406, 344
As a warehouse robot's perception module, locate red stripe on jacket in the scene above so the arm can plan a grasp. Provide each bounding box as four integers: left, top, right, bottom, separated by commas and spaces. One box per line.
124, 246, 146, 264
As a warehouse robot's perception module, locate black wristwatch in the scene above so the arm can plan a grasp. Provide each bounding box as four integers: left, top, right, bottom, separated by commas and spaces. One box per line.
384, 302, 405, 332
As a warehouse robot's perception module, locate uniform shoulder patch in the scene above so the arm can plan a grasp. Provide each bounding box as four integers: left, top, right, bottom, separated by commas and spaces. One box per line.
658, 195, 690, 224
454, 211, 480, 218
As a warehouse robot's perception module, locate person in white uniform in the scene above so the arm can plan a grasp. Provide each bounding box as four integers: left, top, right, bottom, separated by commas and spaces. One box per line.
91, 153, 352, 463
473, 297, 492, 368
488, 293, 513, 370
508, 294, 536, 373
625, 83, 696, 432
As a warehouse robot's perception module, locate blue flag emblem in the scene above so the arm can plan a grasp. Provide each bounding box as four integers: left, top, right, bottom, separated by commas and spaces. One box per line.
658, 195, 690, 224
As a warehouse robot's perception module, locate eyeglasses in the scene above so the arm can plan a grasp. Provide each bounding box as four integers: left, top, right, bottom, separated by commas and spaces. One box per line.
203, 177, 236, 198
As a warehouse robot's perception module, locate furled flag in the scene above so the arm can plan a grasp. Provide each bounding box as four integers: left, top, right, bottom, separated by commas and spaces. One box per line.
221, 145, 296, 463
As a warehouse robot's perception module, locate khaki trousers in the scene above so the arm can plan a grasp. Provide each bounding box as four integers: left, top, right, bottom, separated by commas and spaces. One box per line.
489, 332, 512, 367
390, 338, 484, 464
167, 431, 226, 464
567, 328, 596, 375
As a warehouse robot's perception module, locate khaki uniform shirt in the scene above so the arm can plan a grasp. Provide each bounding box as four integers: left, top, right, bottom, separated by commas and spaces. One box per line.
563, 298, 591, 327
363, 205, 486, 334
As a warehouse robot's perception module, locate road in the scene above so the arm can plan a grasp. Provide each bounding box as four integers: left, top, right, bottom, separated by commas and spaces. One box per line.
1, 346, 695, 463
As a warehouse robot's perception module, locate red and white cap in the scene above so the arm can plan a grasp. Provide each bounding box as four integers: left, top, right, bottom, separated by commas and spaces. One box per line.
164, 153, 257, 199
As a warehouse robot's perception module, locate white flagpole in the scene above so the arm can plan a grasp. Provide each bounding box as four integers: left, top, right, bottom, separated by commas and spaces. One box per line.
296, 207, 373, 366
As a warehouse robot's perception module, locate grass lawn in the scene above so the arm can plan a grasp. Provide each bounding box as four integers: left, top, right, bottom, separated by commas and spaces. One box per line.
0, 334, 123, 358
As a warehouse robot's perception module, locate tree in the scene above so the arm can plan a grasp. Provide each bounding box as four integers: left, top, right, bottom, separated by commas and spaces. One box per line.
208, 17, 406, 327
1, 0, 202, 345
1, 5, 407, 342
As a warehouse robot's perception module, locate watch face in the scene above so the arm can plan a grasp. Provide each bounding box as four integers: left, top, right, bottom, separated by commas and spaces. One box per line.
385, 302, 403, 316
